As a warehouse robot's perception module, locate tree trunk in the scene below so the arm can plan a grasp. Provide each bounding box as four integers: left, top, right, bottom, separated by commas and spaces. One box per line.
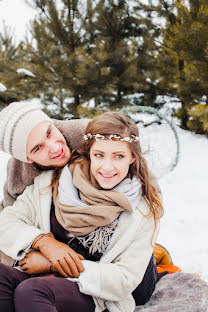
179, 103, 189, 129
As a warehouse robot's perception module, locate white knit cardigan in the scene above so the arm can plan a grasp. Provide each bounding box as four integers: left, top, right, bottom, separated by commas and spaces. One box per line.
0, 170, 158, 312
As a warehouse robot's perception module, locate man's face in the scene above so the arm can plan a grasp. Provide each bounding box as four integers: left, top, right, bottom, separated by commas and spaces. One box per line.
26, 121, 71, 167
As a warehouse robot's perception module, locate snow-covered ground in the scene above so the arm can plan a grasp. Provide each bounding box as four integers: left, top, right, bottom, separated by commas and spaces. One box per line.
0, 124, 208, 283
157, 127, 208, 283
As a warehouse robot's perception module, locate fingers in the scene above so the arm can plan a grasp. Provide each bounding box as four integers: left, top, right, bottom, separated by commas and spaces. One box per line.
52, 260, 72, 278
64, 256, 80, 278
19, 263, 28, 272
51, 255, 82, 278
78, 253, 84, 260
70, 253, 84, 273
18, 260, 26, 266
38, 242, 85, 278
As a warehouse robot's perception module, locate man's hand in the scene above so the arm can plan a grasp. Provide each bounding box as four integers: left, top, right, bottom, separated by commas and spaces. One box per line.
32, 233, 84, 278
18, 251, 52, 275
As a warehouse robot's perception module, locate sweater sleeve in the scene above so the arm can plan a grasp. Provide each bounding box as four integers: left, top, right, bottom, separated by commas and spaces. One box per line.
0, 181, 49, 260
68, 215, 155, 301
0, 158, 42, 211
0, 176, 15, 212
0, 158, 17, 211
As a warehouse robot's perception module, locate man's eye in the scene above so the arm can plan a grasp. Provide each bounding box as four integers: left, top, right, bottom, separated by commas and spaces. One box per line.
47, 129, 52, 137
34, 146, 41, 153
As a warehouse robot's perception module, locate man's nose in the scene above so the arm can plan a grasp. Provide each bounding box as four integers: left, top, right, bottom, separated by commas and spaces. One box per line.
48, 141, 59, 154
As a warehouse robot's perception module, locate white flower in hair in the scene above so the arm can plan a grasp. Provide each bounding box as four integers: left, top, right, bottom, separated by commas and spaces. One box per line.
84, 133, 139, 143
122, 137, 131, 142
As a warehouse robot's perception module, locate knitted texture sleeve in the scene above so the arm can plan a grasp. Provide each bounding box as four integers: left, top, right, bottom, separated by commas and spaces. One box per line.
0, 185, 46, 260
0, 158, 42, 211
0, 171, 53, 260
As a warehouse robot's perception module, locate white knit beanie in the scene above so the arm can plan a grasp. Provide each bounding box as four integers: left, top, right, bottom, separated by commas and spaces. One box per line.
0, 102, 52, 162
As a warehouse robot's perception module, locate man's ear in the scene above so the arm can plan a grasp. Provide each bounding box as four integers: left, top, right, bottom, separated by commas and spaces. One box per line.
27, 158, 34, 164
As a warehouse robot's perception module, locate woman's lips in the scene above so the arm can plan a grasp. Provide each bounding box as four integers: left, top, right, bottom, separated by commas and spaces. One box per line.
99, 172, 117, 179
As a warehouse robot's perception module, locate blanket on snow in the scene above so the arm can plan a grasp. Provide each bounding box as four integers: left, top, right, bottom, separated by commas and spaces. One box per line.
136, 272, 208, 312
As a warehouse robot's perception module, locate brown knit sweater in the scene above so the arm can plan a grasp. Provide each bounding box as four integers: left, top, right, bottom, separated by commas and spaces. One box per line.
0, 118, 89, 211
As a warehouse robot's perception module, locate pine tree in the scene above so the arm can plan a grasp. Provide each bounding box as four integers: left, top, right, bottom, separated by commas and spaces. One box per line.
188, 104, 208, 135
89, 0, 145, 108
158, 0, 208, 131
23, 0, 178, 117
0, 24, 38, 108
25, 0, 101, 118
118, 0, 171, 108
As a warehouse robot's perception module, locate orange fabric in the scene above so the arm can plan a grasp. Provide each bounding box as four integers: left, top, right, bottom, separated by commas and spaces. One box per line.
153, 243, 173, 265
157, 264, 182, 274
156, 265, 201, 278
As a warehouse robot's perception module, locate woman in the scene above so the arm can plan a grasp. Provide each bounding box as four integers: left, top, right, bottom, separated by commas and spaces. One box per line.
0, 112, 163, 312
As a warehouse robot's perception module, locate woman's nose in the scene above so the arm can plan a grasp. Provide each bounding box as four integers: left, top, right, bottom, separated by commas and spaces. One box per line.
101, 158, 114, 171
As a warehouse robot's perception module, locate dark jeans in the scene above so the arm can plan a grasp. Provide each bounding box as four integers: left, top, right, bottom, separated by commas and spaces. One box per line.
0, 255, 157, 312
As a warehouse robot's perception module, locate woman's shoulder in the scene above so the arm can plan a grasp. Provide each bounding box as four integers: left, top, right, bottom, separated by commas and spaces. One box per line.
134, 195, 151, 216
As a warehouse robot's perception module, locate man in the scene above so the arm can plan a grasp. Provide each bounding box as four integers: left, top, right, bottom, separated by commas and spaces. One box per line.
0, 101, 89, 265
0, 102, 89, 210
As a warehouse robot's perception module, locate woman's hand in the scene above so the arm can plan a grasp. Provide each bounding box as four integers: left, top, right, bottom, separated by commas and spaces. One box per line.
18, 251, 52, 275
32, 233, 85, 278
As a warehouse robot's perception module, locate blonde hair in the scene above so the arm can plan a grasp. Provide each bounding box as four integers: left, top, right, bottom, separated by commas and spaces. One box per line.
73, 111, 164, 237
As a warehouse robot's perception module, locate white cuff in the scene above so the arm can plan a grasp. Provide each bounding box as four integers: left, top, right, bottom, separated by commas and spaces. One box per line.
68, 260, 101, 297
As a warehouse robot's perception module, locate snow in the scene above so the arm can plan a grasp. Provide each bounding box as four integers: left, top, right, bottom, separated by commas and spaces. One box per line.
0, 122, 207, 283
17, 68, 36, 77
0, 82, 7, 92
157, 127, 208, 283
0, 0, 37, 43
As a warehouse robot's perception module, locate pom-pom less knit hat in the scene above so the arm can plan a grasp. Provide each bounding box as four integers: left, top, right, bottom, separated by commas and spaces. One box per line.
0, 102, 52, 163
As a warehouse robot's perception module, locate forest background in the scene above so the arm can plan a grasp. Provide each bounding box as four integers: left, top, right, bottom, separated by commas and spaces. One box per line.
0, 0, 208, 136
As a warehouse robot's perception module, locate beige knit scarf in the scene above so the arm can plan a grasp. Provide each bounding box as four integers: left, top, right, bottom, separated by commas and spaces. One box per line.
53, 159, 133, 237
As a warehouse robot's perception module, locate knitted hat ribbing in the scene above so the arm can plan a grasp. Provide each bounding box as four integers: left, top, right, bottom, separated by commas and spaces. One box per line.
0, 102, 52, 162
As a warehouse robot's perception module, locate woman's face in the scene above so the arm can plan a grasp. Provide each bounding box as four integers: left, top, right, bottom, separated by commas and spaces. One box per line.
90, 139, 135, 189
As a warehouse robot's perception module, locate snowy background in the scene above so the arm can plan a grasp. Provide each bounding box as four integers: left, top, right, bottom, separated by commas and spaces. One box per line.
0, 0, 208, 283
0, 0, 37, 43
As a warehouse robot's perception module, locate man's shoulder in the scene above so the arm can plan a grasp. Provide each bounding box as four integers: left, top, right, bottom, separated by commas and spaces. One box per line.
53, 118, 90, 150
53, 118, 90, 135
8, 157, 42, 181
6, 158, 48, 194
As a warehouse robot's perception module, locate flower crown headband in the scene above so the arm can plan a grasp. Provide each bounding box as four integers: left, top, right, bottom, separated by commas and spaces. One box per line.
83, 133, 139, 143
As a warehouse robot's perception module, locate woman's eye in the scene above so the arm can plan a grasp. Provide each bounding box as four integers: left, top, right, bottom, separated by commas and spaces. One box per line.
95, 153, 103, 158
47, 129, 52, 137
115, 154, 124, 159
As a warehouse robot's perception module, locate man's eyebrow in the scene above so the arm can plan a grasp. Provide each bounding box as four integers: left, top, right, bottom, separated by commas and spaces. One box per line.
29, 124, 51, 154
